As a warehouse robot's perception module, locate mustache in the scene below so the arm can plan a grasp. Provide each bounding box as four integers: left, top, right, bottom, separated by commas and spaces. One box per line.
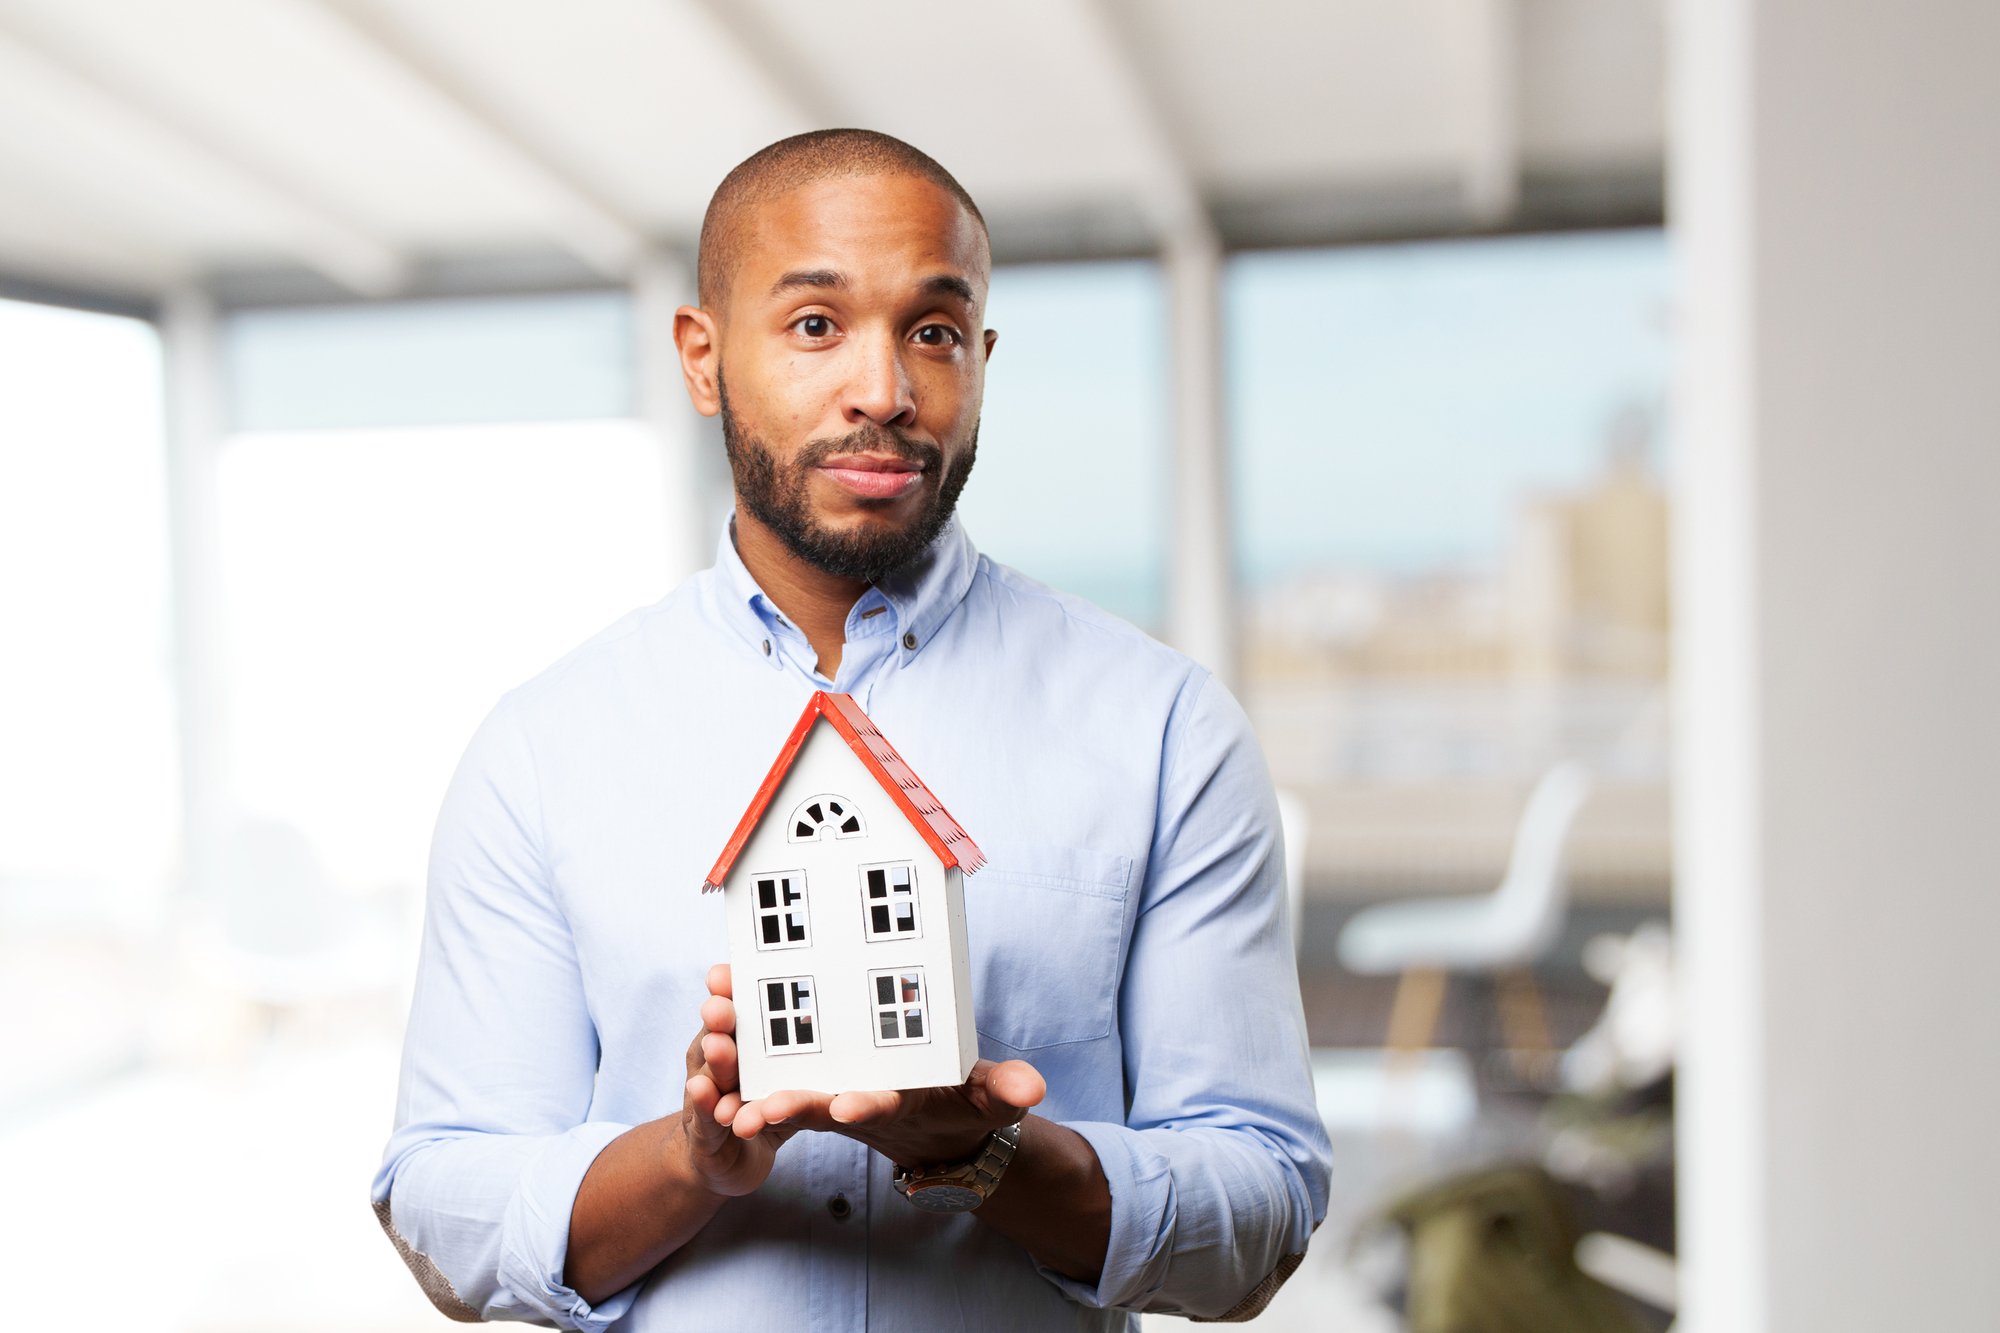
795, 425, 941, 473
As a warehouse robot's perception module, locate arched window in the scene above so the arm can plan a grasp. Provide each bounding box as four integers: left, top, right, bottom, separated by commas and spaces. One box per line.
788, 794, 865, 842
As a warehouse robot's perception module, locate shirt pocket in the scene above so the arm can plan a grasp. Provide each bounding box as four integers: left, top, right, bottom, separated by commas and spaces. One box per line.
965, 842, 1134, 1051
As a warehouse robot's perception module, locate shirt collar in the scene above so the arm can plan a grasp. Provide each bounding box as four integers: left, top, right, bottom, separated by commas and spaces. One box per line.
710, 509, 980, 670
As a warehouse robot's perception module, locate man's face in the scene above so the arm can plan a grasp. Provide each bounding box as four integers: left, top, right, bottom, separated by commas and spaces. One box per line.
711, 173, 994, 583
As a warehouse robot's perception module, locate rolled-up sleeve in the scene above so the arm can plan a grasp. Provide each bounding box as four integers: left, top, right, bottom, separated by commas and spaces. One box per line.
1040, 671, 1333, 1319
370, 697, 638, 1331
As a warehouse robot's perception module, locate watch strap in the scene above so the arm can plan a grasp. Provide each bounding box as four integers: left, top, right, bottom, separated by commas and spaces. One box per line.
893, 1120, 1022, 1204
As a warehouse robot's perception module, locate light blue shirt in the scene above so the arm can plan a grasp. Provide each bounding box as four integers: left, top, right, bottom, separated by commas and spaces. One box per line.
373, 516, 1332, 1330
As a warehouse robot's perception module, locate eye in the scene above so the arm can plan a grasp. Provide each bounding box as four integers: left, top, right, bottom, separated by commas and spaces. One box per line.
792, 314, 835, 339
913, 323, 963, 348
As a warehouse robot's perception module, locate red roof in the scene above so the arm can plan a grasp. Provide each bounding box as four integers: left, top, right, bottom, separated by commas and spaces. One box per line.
701, 691, 985, 892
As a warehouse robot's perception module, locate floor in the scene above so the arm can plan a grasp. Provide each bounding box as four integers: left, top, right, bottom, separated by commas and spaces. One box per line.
0, 908, 1670, 1331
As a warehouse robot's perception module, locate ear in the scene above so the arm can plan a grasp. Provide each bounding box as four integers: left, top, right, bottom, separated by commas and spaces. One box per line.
674, 305, 723, 417
982, 327, 998, 362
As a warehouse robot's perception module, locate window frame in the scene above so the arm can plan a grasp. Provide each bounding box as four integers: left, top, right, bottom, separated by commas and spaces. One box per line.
787, 793, 866, 843
750, 869, 813, 951
868, 967, 931, 1047
858, 860, 922, 942
759, 974, 822, 1055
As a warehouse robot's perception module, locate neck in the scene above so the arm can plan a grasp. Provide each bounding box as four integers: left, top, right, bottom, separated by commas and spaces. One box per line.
731, 502, 869, 678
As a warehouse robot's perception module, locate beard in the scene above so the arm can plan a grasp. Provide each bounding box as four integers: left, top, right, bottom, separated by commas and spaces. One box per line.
719, 374, 978, 585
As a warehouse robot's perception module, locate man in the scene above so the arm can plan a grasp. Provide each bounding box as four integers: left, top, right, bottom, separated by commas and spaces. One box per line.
373, 129, 1331, 1331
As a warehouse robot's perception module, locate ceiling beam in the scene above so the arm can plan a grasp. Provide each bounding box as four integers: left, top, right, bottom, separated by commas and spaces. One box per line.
0, 14, 405, 296
1461, 0, 1523, 224
301, 0, 653, 280
1067, 0, 1214, 247
678, 0, 842, 130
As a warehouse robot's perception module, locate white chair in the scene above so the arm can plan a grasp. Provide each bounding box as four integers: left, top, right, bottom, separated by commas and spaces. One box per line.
1336, 762, 1595, 1065
1276, 787, 1308, 958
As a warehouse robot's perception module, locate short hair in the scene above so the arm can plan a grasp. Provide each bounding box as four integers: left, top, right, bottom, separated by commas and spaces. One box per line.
697, 129, 989, 309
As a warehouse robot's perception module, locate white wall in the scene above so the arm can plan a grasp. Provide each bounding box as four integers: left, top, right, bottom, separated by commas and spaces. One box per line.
1672, 3, 2000, 1330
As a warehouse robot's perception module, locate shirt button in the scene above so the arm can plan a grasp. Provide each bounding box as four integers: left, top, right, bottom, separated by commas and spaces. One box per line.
761, 639, 772, 656
827, 1193, 852, 1220
902, 632, 918, 650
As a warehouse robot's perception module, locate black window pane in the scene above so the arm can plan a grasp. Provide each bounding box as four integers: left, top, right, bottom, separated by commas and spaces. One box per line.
841, 816, 861, 833
767, 982, 785, 1011
868, 868, 886, 894
770, 1018, 788, 1047
880, 1012, 898, 1040
787, 914, 806, 941
761, 916, 780, 944
795, 821, 814, 838
894, 902, 914, 930
758, 880, 777, 908
871, 905, 891, 934
807, 803, 823, 822
795, 1016, 813, 1044
906, 1011, 924, 1038
792, 980, 812, 1007
876, 975, 894, 1005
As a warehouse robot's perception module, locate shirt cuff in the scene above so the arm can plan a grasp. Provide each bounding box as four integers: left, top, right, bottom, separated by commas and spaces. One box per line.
496, 1120, 638, 1331
1032, 1120, 1176, 1311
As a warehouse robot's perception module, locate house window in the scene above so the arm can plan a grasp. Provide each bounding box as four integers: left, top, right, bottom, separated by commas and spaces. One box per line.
760, 976, 820, 1054
752, 872, 811, 950
789, 793, 865, 842
869, 968, 930, 1045
860, 862, 921, 940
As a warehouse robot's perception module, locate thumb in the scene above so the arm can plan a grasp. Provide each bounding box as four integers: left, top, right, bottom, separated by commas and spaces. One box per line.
968, 1058, 1046, 1118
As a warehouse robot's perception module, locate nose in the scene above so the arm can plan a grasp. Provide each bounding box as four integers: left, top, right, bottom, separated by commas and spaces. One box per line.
841, 326, 917, 430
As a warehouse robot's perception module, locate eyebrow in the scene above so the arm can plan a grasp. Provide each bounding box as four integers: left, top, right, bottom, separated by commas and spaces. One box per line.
920, 274, 978, 306
769, 269, 847, 298
765, 269, 978, 307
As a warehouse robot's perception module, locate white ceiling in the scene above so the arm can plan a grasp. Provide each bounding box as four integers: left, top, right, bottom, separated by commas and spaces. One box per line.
0, 0, 1664, 307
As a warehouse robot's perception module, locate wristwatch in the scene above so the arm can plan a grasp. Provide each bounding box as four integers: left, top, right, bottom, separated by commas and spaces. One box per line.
892, 1121, 1022, 1213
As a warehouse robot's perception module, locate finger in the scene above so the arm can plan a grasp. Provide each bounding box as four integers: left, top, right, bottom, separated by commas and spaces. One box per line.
684, 1075, 730, 1147
827, 1089, 903, 1125
714, 1089, 744, 1127
731, 1096, 772, 1139
758, 1088, 839, 1131
969, 1059, 1047, 1116
701, 1031, 739, 1093
707, 962, 733, 999
685, 1028, 707, 1080
700, 994, 737, 1035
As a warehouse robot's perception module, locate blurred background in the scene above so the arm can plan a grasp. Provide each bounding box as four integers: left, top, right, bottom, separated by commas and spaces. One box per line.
1, 2, 1992, 1331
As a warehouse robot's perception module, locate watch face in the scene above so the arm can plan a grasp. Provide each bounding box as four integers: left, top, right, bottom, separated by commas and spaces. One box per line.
906, 1183, 984, 1213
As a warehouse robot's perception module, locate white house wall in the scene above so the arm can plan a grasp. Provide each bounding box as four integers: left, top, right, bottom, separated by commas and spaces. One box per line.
724, 724, 975, 1099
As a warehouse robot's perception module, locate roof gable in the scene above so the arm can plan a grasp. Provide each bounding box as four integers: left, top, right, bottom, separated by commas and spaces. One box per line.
701, 692, 985, 892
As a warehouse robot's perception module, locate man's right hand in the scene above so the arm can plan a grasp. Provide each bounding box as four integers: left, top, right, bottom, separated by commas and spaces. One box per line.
677, 962, 789, 1198
568, 963, 788, 1303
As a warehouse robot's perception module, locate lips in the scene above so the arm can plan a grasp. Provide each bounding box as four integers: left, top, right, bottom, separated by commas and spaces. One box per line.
816, 454, 925, 500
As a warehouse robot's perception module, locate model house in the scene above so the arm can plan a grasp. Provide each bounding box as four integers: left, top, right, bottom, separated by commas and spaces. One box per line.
703, 691, 985, 1100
